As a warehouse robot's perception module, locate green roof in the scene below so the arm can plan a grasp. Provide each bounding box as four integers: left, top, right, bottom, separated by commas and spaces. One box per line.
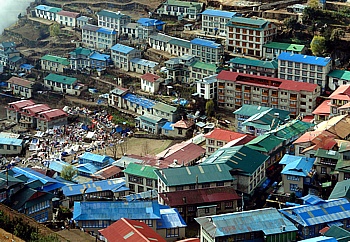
124, 163, 158, 180
335, 159, 350, 172
49, 7, 62, 13
246, 134, 285, 153
329, 179, 350, 200
41, 54, 70, 66
69, 47, 93, 57
324, 226, 350, 242
168, 39, 191, 48
229, 57, 278, 69
328, 70, 350, 81
191, 61, 217, 72
137, 113, 165, 124
154, 163, 234, 186
203, 146, 269, 175
338, 142, 350, 153
270, 120, 314, 140
44, 73, 77, 85
153, 102, 177, 113
165, 0, 203, 9
233, 104, 270, 117
263, 42, 305, 52
314, 148, 340, 160
242, 108, 290, 131
227, 17, 268, 30
97, 9, 130, 19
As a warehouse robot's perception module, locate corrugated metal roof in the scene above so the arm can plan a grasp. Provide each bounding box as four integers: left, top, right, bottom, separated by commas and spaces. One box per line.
48, 159, 74, 173
113, 155, 143, 168
246, 134, 284, 153
162, 122, 174, 131
62, 178, 127, 196
73, 200, 161, 221
280, 154, 315, 177
328, 70, 350, 81
153, 102, 177, 113
44, 73, 76, 85
0, 137, 23, 146
301, 194, 325, 205
329, 179, 350, 200
324, 225, 350, 242
190, 38, 221, 49
278, 52, 331, 66
229, 57, 278, 69
227, 17, 269, 29
130, 58, 159, 68
201, 9, 236, 18
41, 55, 69, 65
157, 208, 186, 229
79, 152, 113, 163
124, 163, 158, 179
195, 208, 297, 237
299, 236, 337, 242
12, 167, 58, 185
125, 189, 158, 202
122, 93, 156, 108
97, 9, 129, 19
137, 18, 165, 26
76, 163, 99, 174
263, 42, 305, 52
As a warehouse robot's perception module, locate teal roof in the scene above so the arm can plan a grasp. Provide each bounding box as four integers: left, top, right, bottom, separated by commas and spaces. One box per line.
263, 42, 305, 52
246, 134, 284, 153
124, 163, 158, 180
69, 47, 93, 57
314, 148, 340, 160
233, 104, 270, 117
328, 70, 350, 81
241, 108, 290, 131
324, 225, 350, 242
203, 146, 269, 175
227, 17, 269, 30
41, 54, 70, 65
153, 102, 177, 113
328, 179, 350, 200
268, 120, 314, 140
97, 9, 130, 19
191, 61, 218, 72
44, 73, 77, 85
137, 113, 165, 124
168, 39, 191, 48
0, 137, 23, 146
154, 163, 234, 186
229, 57, 278, 69
164, 0, 203, 9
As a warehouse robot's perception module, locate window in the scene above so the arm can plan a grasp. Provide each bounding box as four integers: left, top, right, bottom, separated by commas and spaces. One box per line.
166, 228, 179, 238
176, 186, 183, 191
225, 201, 233, 208
287, 175, 300, 181
189, 184, 196, 189
290, 184, 298, 191
216, 181, 224, 187
202, 183, 210, 188
178, 129, 183, 135
321, 167, 327, 174
146, 179, 153, 187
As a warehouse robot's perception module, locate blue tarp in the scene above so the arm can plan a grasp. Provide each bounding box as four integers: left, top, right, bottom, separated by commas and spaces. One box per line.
0, 82, 7, 87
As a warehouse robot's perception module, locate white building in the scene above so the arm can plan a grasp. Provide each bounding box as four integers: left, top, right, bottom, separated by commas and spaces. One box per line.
140, 73, 163, 94
110, 44, 141, 71
190, 38, 223, 64
97, 9, 131, 35
35, 5, 62, 21
196, 74, 217, 100
56, 10, 80, 27
201, 9, 236, 36
81, 24, 117, 49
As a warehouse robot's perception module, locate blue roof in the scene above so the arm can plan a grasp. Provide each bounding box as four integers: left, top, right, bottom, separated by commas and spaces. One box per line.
79, 152, 114, 164
12, 167, 60, 185
125, 189, 158, 202
195, 208, 297, 237
279, 198, 350, 227
190, 38, 221, 49
157, 208, 187, 229
137, 18, 165, 26
122, 93, 156, 109
162, 122, 174, 131
49, 159, 75, 173
301, 194, 326, 205
277, 52, 331, 66
201, 9, 236, 18
0, 137, 23, 146
111, 43, 135, 54
130, 58, 159, 68
76, 163, 99, 174
73, 200, 161, 221
89, 52, 110, 61
280, 154, 315, 177
20, 64, 34, 70
42, 182, 65, 192
77, 16, 90, 22
35, 5, 53, 11
62, 178, 127, 196
300, 237, 337, 242
97, 27, 117, 35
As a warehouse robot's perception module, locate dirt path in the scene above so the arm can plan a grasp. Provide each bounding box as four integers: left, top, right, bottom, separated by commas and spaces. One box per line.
0, 228, 24, 242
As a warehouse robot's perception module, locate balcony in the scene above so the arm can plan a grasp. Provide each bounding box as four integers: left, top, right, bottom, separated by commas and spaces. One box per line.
236, 94, 242, 99
262, 92, 269, 96
290, 103, 297, 108
290, 96, 297, 101
218, 85, 225, 89
262, 99, 268, 103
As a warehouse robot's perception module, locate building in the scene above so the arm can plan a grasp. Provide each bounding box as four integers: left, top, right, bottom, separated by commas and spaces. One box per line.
6, 77, 34, 98
167, 38, 190, 56
204, 128, 255, 156
0, 42, 22, 71
123, 163, 158, 194
34, 5, 62, 21
203, 146, 269, 194
159, 186, 241, 223
156, 0, 203, 20
110, 43, 141, 71
312, 100, 331, 123
277, 52, 332, 89
130, 58, 159, 74
279, 154, 316, 196
140, 73, 163, 94
36, 109, 68, 130
328, 70, 350, 91
81, 24, 117, 49
190, 38, 223, 64
69, 47, 94, 70
56, 10, 80, 27
279, 195, 350, 239
78, 152, 114, 168
136, 113, 167, 134
89, 52, 111, 70
226, 17, 277, 57
97, 9, 131, 35
148, 33, 173, 51
152, 102, 178, 123
328, 85, 350, 115
137, 18, 165, 40
44, 73, 85, 95
195, 208, 297, 242
40, 54, 69, 73
329, 179, 350, 200
196, 74, 217, 100
263, 41, 307, 60
188, 60, 219, 83
216, 71, 321, 118
6, 99, 35, 123
0, 137, 23, 155
229, 57, 278, 77
201, 9, 236, 36
77, 16, 91, 29
19, 104, 51, 129
121, 93, 156, 115
99, 218, 166, 242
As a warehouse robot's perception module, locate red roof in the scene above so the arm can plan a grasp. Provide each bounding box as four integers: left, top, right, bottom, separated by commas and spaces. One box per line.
37, 109, 67, 121
21, 104, 51, 116
93, 165, 122, 179
99, 218, 165, 242
205, 128, 248, 142
7, 76, 34, 88
329, 84, 350, 101
312, 100, 331, 116
163, 142, 205, 166
301, 115, 314, 123
159, 186, 241, 206
57, 10, 80, 18
173, 119, 194, 129
319, 226, 330, 235
217, 71, 318, 92
7, 100, 35, 111
293, 130, 337, 151
140, 73, 161, 83
293, 131, 322, 144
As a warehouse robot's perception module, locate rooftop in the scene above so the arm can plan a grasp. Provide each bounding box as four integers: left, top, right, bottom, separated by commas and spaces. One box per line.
130, 58, 159, 68
205, 128, 251, 142
140, 73, 161, 83
279, 154, 315, 177
229, 57, 278, 69
7, 77, 34, 88
123, 163, 158, 180
246, 133, 284, 153
263, 42, 305, 52
97, 9, 129, 19
41, 54, 69, 65
227, 17, 269, 29
137, 18, 165, 27
278, 52, 331, 66
122, 93, 156, 109
329, 84, 350, 101
312, 100, 331, 116
190, 38, 221, 49
328, 69, 350, 81
44, 73, 77, 85
201, 9, 236, 18
163, 0, 203, 8
57, 10, 80, 18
